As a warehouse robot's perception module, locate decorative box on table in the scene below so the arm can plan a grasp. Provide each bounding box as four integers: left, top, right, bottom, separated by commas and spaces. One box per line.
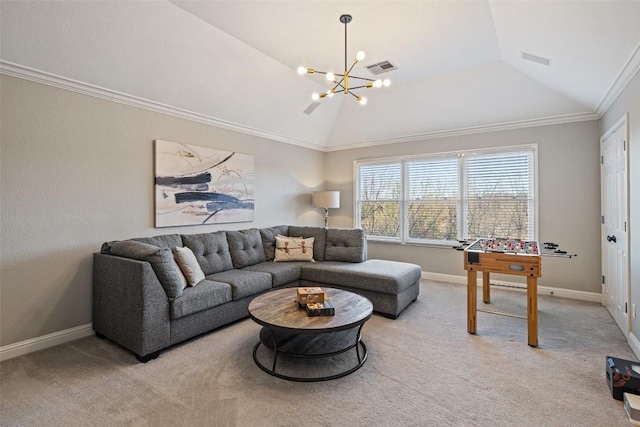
305, 300, 335, 317
606, 356, 640, 401
296, 287, 325, 306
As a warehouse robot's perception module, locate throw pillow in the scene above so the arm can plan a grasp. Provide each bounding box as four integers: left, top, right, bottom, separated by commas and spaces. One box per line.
274, 235, 315, 262
173, 246, 206, 286
172, 257, 189, 289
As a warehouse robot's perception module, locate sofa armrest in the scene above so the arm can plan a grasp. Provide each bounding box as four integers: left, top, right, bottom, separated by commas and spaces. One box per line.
93, 253, 170, 358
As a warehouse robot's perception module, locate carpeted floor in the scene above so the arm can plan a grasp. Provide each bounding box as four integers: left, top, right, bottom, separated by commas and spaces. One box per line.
1, 280, 636, 426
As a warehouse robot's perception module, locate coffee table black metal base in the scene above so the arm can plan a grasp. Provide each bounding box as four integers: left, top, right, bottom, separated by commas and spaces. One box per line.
248, 288, 373, 382
252, 324, 368, 382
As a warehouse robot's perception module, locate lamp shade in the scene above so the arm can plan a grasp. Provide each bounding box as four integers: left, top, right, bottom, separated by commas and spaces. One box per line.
312, 191, 340, 209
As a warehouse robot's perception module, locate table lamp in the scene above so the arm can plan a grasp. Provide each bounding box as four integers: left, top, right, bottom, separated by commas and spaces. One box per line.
312, 191, 340, 228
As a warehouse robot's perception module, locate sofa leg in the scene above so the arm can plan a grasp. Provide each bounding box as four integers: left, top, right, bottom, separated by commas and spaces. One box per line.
135, 351, 160, 363
380, 313, 399, 320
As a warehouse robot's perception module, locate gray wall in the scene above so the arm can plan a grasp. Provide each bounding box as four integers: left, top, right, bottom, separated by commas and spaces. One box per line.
325, 121, 602, 292
0, 76, 325, 346
600, 71, 640, 338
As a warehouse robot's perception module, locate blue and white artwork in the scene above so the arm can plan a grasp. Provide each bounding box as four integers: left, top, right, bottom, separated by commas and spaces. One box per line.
154, 140, 254, 227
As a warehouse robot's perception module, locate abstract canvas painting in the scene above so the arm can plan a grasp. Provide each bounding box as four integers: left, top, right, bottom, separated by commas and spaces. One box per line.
154, 140, 254, 227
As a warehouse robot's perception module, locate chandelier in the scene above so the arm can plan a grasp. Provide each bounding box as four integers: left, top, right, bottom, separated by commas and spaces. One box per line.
297, 14, 390, 105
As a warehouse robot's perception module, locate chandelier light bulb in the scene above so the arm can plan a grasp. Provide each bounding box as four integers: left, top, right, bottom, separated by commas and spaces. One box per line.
326, 89, 334, 97
356, 51, 365, 61
383, 79, 391, 87
359, 97, 367, 105
297, 66, 307, 75
312, 93, 320, 101
374, 79, 383, 88
326, 72, 335, 81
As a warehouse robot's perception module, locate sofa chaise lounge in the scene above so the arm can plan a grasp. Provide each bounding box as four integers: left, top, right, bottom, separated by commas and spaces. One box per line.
93, 226, 421, 362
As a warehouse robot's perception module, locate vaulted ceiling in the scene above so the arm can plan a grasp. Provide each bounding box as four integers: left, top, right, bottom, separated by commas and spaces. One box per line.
2, 1, 640, 151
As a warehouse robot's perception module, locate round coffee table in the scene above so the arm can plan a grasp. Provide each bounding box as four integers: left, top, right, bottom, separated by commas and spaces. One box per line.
248, 287, 373, 382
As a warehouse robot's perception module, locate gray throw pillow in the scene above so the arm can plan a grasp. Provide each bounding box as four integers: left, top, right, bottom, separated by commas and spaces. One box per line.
109, 240, 184, 300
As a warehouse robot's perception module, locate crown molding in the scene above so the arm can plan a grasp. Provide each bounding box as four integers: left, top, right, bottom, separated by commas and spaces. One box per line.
2, 60, 614, 154
325, 111, 599, 152
596, 41, 640, 117
0, 61, 326, 152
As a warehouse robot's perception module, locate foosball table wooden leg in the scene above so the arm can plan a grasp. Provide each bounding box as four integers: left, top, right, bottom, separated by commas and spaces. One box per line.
482, 271, 491, 303
527, 276, 538, 347
467, 270, 477, 334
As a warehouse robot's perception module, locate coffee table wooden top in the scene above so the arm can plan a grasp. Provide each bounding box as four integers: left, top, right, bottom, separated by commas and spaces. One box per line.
248, 287, 373, 334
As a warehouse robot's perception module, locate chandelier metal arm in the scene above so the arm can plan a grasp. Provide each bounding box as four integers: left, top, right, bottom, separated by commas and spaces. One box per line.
308, 70, 374, 83
347, 84, 375, 91
346, 60, 358, 77
345, 75, 377, 82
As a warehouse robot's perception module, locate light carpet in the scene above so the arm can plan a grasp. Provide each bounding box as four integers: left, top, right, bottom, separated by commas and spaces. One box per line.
1, 280, 636, 426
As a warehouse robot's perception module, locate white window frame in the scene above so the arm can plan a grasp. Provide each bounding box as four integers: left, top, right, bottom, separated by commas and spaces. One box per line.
354, 144, 539, 246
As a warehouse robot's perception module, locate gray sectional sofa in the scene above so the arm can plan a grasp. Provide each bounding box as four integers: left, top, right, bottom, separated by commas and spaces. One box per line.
93, 226, 421, 362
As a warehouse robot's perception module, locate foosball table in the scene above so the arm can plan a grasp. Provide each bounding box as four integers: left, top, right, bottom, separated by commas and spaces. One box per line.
459, 237, 575, 347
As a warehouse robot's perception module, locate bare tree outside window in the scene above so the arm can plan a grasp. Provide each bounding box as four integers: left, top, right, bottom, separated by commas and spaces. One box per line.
358, 163, 401, 238
355, 147, 536, 243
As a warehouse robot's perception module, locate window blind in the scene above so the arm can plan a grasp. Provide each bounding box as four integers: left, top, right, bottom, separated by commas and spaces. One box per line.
463, 151, 534, 240
406, 157, 459, 241
354, 145, 537, 243
357, 162, 401, 238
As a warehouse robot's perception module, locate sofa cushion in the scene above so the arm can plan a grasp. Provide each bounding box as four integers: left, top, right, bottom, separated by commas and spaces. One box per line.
181, 231, 233, 275
206, 269, 272, 300
288, 226, 327, 262
132, 234, 183, 249
169, 280, 232, 320
259, 225, 289, 261
324, 228, 367, 263
226, 229, 267, 268
274, 235, 315, 262
173, 246, 206, 286
300, 259, 422, 295
109, 240, 184, 299
243, 261, 305, 287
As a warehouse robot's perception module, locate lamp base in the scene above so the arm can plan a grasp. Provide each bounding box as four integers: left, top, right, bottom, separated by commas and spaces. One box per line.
324, 208, 330, 228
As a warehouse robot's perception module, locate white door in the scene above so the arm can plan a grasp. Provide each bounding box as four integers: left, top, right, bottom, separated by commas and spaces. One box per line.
601, 114, 629, 334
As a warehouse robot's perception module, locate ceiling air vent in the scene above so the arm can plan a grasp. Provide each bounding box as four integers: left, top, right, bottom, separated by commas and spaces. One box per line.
521, 51, 551, 66
365, 60, 397, 75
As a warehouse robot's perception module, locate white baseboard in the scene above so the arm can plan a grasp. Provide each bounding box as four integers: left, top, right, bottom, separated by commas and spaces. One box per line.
0, 323, 94, 362
421, 271, 603, 303
628, 332, 640, 360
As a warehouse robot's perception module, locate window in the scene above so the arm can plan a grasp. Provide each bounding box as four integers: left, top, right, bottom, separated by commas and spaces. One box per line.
358, 162, 401, 238
354, 145, 537, 244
